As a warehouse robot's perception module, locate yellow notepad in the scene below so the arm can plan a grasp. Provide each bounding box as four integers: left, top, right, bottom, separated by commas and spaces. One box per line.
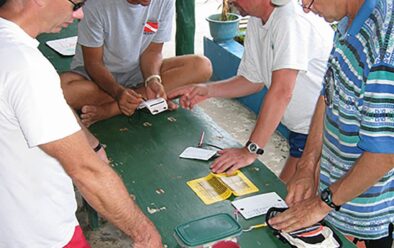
187, 170, 259, 205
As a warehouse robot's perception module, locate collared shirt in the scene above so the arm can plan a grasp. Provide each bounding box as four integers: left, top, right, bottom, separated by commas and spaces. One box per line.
320, 0, 394, 240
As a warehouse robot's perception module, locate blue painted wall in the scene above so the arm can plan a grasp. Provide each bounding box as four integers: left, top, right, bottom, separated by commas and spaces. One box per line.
203, 37, 289, 139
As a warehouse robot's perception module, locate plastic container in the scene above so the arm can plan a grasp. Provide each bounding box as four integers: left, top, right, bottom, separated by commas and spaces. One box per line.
174, 213, 242, 248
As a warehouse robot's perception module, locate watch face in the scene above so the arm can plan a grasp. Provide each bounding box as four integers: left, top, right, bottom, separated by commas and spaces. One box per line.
321, 190, 328, 201
249, 143, 257, 152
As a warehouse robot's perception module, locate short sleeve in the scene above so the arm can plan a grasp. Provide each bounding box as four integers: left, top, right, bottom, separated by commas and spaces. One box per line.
237, 18, 264, 83
358, 63, 394, 153
77, 2, 104, 48
271, 15, 311, 72
153, 0, 174, 43
7, 54, 80, 147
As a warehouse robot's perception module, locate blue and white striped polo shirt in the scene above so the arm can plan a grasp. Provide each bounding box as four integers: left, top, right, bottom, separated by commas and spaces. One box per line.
320, 0, 394, 240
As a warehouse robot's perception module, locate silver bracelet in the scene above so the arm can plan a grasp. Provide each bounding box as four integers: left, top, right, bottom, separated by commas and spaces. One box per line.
144, 74, 162, 88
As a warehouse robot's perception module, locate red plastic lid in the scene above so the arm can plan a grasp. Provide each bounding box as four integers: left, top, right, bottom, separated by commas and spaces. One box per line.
212, 240, 240, 248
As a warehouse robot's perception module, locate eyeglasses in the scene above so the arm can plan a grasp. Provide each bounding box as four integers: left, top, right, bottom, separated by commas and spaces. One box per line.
299, 0, 314, 10
67, 0, 85, 11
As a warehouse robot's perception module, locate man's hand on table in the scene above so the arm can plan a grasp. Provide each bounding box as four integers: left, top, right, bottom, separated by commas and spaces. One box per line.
210, 147, 257, 175
117, 88, 143, 116
268, 195, 332, 233
285, 165, 317, 206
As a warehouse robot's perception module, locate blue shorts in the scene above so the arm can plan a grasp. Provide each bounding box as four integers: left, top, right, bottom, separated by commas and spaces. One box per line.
288, 131, 308, 158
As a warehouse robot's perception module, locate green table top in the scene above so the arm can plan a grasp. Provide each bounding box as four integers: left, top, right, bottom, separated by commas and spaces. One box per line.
89, 108, 354, 248
37, 24, 355, 248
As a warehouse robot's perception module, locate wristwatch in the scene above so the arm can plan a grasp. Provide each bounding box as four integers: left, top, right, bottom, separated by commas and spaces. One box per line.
245, 141, 264, 155
320, 187, 341, 211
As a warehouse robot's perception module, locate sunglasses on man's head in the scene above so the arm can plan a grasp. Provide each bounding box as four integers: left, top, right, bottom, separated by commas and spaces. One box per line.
68, 0, 85, 11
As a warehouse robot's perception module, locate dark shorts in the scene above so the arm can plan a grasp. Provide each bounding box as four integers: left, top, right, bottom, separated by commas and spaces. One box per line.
288, 131, 308, 158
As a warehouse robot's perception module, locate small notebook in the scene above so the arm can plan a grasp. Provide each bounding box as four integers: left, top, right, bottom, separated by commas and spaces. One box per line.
187, 170, 259, 205
231, 192, 287, 219
46, 36, 78, 56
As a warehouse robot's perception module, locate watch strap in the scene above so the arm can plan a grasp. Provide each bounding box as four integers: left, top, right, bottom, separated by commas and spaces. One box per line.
321, 187, 341, 211
245, 141, 264, 155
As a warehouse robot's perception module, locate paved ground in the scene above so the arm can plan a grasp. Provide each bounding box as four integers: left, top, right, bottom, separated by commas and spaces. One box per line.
80, 1, 289, 246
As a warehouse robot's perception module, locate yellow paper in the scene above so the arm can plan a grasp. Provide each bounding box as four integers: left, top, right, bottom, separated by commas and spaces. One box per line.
187, 170, 259, 205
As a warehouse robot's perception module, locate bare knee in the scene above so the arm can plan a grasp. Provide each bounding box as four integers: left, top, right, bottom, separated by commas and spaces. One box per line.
192, 55, 212, 81
60, 72, 86, 90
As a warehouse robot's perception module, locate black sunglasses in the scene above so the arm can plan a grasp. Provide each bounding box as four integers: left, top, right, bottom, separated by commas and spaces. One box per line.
299, 0, 315, 10
68, 0, 85, 11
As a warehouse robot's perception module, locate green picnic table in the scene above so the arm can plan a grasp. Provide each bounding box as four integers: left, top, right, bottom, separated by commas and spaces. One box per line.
37, 23, 356, 248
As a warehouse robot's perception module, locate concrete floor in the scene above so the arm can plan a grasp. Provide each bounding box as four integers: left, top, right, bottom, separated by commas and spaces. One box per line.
80, 0, 289, 246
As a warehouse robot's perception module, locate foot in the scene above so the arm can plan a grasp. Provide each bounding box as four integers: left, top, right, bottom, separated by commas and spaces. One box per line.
80, 104, 117, 127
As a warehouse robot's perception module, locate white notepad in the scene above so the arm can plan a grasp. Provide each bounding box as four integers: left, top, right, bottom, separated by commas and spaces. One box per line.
46, 36, 78, 56
179, 147, 217, 161
231, 192, 287, 219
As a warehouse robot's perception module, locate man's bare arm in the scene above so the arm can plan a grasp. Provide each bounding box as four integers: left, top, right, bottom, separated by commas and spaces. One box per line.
330, 152, 394, 205
40, 131, 162, 247
249, 69, 298, 148
82, 46, 124, 100
269, 151, 394, 232
285, 96, 325, 205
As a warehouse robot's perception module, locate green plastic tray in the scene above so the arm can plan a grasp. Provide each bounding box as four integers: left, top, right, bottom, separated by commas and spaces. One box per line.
174, 213, 242, 247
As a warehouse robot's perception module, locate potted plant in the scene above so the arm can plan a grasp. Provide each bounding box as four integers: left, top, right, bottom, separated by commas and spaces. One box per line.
206, 0, 241, 42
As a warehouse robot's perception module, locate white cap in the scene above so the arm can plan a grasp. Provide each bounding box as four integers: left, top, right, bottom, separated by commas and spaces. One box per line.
271, 0, 291, 6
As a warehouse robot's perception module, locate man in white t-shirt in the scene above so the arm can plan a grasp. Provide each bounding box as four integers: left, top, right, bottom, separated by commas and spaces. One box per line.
169, 0, 333, 184
60, 0, 212, 127
0, 1, 162, 247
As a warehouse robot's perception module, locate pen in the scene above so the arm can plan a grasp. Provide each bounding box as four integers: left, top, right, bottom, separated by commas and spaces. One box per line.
198, 131, 205, 148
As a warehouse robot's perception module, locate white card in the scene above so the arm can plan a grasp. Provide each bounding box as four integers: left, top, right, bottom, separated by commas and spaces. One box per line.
46, 36, 78, 56
179, 147, 217, 161
231, 192, 287, 219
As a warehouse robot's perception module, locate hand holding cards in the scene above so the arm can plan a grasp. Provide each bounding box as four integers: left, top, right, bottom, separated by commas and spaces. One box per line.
138, 97, 168, 115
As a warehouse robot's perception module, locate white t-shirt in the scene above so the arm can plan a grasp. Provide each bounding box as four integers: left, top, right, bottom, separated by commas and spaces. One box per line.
238, 1, 334, 134
0, 18, 81, 247
71, 0, 175, 86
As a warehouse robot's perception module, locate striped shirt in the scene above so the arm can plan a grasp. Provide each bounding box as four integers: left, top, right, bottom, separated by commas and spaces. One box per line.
320, 0, 394, 240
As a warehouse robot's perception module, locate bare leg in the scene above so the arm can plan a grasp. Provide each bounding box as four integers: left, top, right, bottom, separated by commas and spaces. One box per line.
60, 72, 121, 126
60, 55, 212, 126
279, 156, 300, 184
161, 55, 212, 93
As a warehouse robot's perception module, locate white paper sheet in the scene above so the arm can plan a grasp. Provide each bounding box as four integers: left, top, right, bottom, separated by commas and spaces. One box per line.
231, 192, 287, 219
179, 147, 217, 161
46, 36, 78, 56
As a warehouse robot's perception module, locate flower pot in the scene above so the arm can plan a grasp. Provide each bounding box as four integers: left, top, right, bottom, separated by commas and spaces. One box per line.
206, 13, 241, 42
